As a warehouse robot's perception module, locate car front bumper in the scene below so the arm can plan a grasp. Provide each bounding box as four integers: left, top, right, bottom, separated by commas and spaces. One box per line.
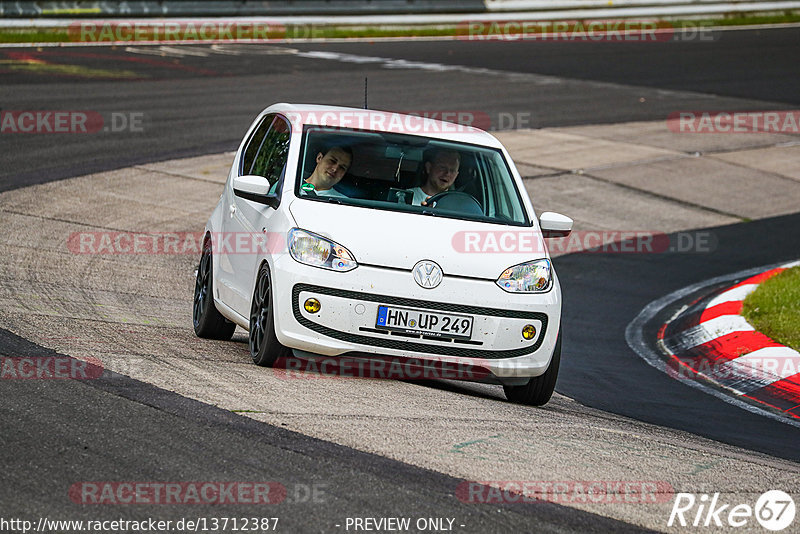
270, 256, 562, 381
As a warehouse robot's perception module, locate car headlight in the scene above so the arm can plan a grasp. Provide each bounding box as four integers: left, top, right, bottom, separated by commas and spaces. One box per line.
288, 228, 357, 272
496, 259, 552, 293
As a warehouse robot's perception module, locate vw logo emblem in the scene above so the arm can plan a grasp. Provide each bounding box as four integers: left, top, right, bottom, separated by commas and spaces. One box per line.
413, 260, 443, 289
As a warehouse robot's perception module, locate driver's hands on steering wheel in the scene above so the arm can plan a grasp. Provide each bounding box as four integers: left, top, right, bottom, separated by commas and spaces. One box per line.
422, 190, 483, 215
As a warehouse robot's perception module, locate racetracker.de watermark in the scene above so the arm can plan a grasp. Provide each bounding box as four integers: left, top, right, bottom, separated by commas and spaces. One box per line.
668, 355, 800, 383
457, 19, 715, 42
456, 480, 675, 504
452, 230, 717, 255
0, 356, 103, 380
69, 482, 287, 505
0, 110, 144, 134
668, 111, 800, 134
63, 19, 715, 43
67, 232, 285, 255
271, 355, 491, 381
68, 21, 286, 43
283, 109, 491, 134
286, 109, 539, 132
68, 230, 717, 256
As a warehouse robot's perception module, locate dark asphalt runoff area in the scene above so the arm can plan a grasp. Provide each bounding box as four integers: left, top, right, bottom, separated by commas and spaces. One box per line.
1, 26, 799, 530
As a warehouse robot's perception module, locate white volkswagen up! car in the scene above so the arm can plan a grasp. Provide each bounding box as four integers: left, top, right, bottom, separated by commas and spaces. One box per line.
193, 103, 572, 406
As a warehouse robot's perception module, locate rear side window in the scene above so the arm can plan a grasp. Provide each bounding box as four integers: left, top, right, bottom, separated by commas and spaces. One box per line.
240, 114, 273, 176
251, 116, 290, 188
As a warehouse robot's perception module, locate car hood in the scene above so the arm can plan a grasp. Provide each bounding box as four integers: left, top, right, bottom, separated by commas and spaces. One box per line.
288, 199, 548, 279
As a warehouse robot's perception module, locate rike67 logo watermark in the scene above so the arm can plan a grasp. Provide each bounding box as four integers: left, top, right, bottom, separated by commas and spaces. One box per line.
668, 490, 795, 531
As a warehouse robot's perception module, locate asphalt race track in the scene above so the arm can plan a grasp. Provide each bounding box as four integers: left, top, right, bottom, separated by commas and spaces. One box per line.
2, 26, 799, 190
1, 27, 799, 532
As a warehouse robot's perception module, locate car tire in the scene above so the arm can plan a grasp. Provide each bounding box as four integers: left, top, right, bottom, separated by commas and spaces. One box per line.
249, 263, 290, 367
193, 242, 236, 340
503, 330, 561, 406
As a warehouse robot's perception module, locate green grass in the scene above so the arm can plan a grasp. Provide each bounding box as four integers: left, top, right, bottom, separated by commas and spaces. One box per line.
742, 266, 800, 350
1, 11, 800, 44
673, 12, 800, 27
0, 28, 72, 43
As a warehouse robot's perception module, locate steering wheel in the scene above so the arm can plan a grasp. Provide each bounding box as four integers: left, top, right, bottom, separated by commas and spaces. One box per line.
424, 191, 483, 215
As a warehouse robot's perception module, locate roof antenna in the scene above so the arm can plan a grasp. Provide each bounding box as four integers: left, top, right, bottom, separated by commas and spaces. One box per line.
364, 77, 368, 109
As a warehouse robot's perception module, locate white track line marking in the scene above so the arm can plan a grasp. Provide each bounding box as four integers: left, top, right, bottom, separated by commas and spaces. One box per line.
719, 346, 800, 385
670, 315, 754, 351
705, 283, 758, 308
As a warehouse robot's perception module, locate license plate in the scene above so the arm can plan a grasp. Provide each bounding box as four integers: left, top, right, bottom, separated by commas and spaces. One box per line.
376, 305, 473, 339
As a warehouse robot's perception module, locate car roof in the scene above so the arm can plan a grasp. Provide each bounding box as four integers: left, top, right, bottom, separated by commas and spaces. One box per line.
263, 102, 504, 149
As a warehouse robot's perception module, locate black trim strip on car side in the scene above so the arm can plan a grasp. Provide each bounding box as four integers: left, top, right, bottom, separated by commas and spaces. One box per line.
291, 283, 548, 360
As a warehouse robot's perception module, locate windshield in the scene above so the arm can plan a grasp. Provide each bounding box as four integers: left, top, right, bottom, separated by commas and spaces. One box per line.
294, 126, 530, 226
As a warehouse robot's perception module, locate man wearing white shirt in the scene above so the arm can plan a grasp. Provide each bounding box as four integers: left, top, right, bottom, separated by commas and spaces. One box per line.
411, 149, 460, 205
302, 145, 352, 196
